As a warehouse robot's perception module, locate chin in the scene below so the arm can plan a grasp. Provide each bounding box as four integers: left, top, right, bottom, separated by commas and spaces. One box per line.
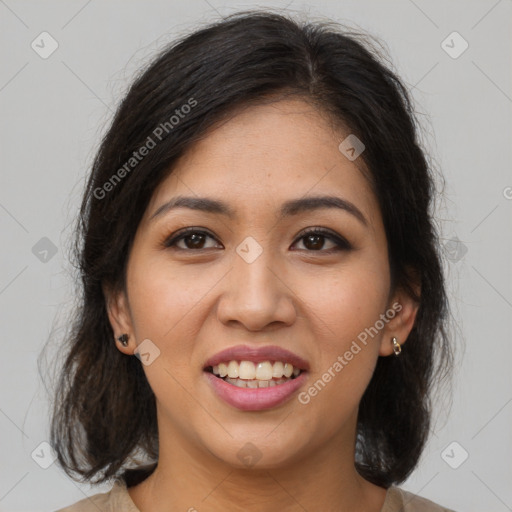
199, 430, 307, 471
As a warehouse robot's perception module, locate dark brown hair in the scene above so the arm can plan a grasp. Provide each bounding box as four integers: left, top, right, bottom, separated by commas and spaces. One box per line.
47, 10, 452, 488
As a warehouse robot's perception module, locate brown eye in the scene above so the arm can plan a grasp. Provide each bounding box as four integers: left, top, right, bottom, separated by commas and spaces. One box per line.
292, 228, 351, 252
164, 228, 222, 250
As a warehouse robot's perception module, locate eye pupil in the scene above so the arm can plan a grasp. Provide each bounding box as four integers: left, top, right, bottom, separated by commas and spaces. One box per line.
186, 233, 205, 249
305, 234, 324, 250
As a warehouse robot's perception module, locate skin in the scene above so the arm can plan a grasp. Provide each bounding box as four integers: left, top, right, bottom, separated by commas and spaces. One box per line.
105, 97, 419, 512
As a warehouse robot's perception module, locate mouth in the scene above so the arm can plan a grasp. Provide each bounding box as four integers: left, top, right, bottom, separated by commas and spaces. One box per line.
205, 360, 304, 389
202, 344, 310, 410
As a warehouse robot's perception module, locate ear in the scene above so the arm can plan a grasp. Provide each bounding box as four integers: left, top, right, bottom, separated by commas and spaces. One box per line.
379, 283, 420, 357
103, 282, 135, 355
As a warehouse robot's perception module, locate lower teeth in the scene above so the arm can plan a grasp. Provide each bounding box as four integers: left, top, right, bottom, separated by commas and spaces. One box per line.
222, 376, 295, 388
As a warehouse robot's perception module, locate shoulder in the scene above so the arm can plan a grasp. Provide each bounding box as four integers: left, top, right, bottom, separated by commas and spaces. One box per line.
54, 481, 140, 512
383, 486, 457, 512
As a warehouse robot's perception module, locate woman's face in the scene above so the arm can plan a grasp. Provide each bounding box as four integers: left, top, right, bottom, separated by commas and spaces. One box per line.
108, 98, 417, 471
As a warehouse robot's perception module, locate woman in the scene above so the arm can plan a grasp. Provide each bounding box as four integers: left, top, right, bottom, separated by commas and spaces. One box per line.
52, 10, 454, 512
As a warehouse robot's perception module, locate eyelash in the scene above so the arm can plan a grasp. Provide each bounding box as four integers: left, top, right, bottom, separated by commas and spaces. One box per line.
163, 227, 352, 253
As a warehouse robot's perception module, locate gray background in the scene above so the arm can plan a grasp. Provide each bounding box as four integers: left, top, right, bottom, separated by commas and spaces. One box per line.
1, 0, 511, 510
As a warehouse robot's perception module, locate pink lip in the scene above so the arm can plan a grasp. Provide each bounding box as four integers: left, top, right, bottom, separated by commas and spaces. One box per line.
203, 344, 310, 371
204, 370, 308, 411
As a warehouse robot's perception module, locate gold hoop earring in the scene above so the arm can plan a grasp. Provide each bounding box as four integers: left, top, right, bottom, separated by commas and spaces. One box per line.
117, 334, 129, 346
392, 337, 401, 356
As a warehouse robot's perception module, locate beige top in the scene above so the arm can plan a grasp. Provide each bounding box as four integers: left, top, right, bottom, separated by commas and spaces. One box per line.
55, 480, 456, 511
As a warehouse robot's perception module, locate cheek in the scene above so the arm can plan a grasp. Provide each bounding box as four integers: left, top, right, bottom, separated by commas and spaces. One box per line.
124, 256, 211, 416
299, 258, 390, 346
125, 258, 209, 428
127, 257, 212, 340
295, 259, 389, 409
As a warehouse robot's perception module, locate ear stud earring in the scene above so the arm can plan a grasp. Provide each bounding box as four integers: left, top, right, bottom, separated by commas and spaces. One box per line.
117, 334, 129, 346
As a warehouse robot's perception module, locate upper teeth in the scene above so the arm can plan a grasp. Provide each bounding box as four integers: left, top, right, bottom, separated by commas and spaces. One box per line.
212, 360, 301, 380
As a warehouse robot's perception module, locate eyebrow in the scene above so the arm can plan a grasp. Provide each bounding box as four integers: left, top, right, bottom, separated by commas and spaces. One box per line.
150, 194, 368, 226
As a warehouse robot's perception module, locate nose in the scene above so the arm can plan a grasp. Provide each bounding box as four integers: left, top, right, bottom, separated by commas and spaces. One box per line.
216, 244, 297, 331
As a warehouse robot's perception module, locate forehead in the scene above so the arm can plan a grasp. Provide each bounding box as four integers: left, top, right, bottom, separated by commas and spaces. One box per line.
146, 98, 379, 227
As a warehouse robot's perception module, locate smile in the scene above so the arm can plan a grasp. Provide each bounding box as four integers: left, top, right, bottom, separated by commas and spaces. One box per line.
207, 360, 302, 388
203, 344, 309, 410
